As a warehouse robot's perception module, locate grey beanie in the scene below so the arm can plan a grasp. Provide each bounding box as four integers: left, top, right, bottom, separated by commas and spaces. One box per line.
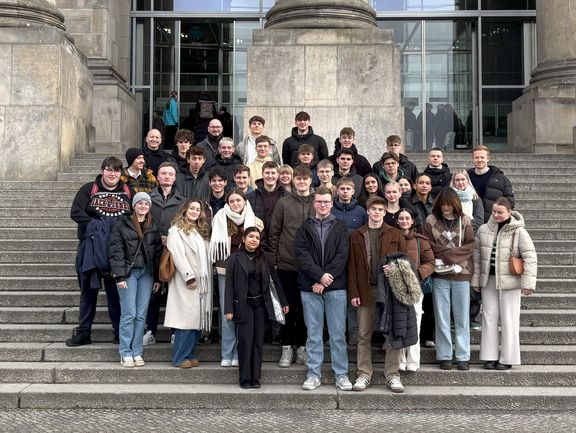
132, 192, 152, 207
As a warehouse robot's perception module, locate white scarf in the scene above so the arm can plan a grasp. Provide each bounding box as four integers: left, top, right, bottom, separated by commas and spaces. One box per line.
209, 201, 256, 263
454, 186, 475, 220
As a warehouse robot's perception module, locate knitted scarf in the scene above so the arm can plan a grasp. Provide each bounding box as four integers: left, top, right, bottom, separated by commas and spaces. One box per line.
454, 186, 475, 221
184, 228, 213, 332
209, 201, 256, 263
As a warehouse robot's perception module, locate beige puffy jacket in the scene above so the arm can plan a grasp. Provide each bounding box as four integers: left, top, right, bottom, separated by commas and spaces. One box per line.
471, 211, 537, 291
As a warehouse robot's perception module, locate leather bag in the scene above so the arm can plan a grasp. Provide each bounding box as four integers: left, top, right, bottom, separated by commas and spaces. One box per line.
508, 230, 524, 275
159, 247, 176, 283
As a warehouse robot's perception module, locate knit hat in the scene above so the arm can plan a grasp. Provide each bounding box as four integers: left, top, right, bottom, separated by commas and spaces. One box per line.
125, 148, 145, 167
132, 192, 152, 207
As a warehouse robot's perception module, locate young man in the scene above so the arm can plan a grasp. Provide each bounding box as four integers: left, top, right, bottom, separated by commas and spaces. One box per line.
467, 144, 514, 222
145, 161, 185, 345
347, 196, 407, 393
315, 159, 336, 194
170, 128, 194, 172
248, 161, 287, 235
175, 147, 210, 200
331, 178, 367, 233
246, 135, 274, 189
67, 156, 133, 346
143, 128, 170, 176
230, 165, 253, 195
374, 152, 403, 185
206, 167, 228, 221
214, 137, 242, 183
195, 118, 223, 169
268, 165, 316, 368
294, 186, 352, 391
378, 135, 419, 183
121, 148, 158, 193
329, 127, 371, 176
282, 111, 328, 168
236, 115, 281, 165
331, 148, 363, 197
423, 148, 452, 198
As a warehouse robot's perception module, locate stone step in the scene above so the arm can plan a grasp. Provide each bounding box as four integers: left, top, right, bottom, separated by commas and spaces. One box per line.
0, 308, 66, 324
0, 197, 73, 207
520, 309, 576, 327
3, 383, 574, 411
536, 279, 576, 293
0, 343, 48, 362
0, 191, 76, 199
539, 266, 576, 278
537, 253, 576, 265
529, 229, 576, 240
0, 251, 76, 264
533, 241, 576, 252
0, 220, 76, 230
525, 219, 576, 229
73, 153, 125, 160
0, 278, 78, 292
0, 264, 75, 278
0, 208, 75, 218
0, 292, 105, 307
522, 293, 576, 309
0, 240, 78, 252
514, 200, 576, 210
0, 181, 84, 191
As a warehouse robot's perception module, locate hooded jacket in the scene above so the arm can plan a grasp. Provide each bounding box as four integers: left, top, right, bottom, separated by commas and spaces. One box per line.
329, 139, 371, 176
282, 126, 328, 168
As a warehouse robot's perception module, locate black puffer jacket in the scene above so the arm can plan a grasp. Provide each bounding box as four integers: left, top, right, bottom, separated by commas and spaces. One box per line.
375, 253, 419, 349
109, 216, 163, 282
424, 163, 452, 198
248, 180, 287, 234
282, 126, 328, 168
329, 139, 372, 176
398, 154, 419, 184
467, 165, 515, 222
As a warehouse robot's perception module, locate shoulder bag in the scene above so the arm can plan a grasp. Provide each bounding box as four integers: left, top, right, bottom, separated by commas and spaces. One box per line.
508, 230, 524, 275
159, 246, 176, 283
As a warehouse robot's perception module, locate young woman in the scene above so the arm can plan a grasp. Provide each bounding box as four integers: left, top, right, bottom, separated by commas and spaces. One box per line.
109, 192, 162, 367
357, 173, 385, 209
410, 173, 434, 231
398, 177, 412, 195
164, 199, 212, 368
423, 187, 475, 371
383, 181, 416, 228
278, 164, 293, 193
450, 169, 484, 232
396, 208, 435, 371
209, 189, 263, 367
225, 227, 289, 388
472, 197, 537, 370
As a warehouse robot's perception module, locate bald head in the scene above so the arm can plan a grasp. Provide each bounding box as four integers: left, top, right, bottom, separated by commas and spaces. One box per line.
207, 119, 223, 138
145, 129, 162, 151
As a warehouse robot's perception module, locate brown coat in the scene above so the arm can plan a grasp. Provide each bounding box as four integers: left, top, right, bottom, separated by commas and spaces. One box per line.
403, 231, 435, 281
347, 223, 407, 306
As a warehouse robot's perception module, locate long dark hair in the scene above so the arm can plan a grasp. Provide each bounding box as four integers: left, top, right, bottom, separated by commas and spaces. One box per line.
432, 187, 464, 219
357, 173, 385, 208
240, 226, 264, 280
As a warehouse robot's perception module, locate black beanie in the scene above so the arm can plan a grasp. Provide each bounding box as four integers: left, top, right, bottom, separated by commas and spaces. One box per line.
125, 148, 145, 167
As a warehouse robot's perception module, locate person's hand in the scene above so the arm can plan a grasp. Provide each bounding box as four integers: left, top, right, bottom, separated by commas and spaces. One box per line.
161, 236, 167, 246
320, 273, 333, 287
472, 286, 481, 293
282, 306, 289, 314
116, 281, 127, 289
312, 283, 325, 294
351, 297, 361, 307
225, 313, 233, 321
186, 280, 197, 290
152, 282, 161, 292
522, 288, 534, 296
383, 264, 390, 277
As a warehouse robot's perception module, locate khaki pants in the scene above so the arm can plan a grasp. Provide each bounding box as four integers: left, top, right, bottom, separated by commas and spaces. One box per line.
356, 304, 402, 381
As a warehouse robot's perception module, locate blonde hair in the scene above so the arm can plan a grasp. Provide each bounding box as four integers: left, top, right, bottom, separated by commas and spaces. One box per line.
172, 199, 211, 239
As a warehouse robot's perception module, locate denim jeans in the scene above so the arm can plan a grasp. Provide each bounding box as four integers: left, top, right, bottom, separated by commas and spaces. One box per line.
432, 278, 470, 361
218, 273, 238, 362
117, 266, 154, 358
172, 329, 200, 366
301, 289, 349, 379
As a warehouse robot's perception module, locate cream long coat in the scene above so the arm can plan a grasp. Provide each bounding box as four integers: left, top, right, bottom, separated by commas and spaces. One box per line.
164, 225, 210, 330
471, 211, 537, 291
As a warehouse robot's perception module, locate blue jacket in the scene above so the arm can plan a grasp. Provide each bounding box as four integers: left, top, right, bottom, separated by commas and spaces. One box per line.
331, 198, 367, 234
163, 97, 178, 126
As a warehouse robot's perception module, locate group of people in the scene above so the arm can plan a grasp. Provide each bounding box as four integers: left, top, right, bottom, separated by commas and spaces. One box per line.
66, 110, 537, 393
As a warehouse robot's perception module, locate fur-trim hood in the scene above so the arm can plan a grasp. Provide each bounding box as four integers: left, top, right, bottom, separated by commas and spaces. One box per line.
385, 253, 422, 305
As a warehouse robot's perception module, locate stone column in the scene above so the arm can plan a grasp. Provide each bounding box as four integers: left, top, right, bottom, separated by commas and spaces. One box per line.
508, 0, 576, 153
0, 0, 93, 181
244, 0, 403, 163
57, 0, 140, 152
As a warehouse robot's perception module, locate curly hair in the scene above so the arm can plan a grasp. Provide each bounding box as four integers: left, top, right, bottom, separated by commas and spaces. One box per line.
172, 199, 211, 240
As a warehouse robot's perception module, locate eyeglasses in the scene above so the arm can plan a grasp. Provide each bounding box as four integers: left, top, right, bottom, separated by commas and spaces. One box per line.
209, 125, 223, 129
103, 168, 121, 174
314, 201, 332, 206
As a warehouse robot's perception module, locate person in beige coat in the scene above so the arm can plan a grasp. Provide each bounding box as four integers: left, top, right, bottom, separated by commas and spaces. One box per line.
164, 199, 212, 368
472, 197, 537, 370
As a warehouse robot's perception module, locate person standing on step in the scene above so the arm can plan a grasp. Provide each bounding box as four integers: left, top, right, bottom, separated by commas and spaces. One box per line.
423, 148, 452, 198
170, 129, 194, 172
162, 91, 179, 151
423, 187, 475, 371
357, 173, 386, 209
196, 119, 224, 170
410, 173, 434, 232
381, 135, 419, 184
175, 147, 211, 201
121, 148, 158, 193
347, 196, 408, 392
164, 199, 213, 368
282, 111, 328, 168
109, 192, 162, 367
373, 152, 404, 186
472, 197, 537, 371
331, 148, 363, 197
225, 227, 289, 389
467, 144, 514, 223
214, 137, 243, 184
329, 127, 371, 177
236, 115, 282, 165
67, 156, 134, 347
143, 128, 170, 177
294, 186, 352, 391
278, 164, 294, 194
268, 165, 315, 369
246, 136, 274, 190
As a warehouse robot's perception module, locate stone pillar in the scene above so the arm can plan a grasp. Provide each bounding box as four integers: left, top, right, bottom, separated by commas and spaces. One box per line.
244, 0, 403, 163
0, 0, 93, 181
508, 0, 576, 153
57, 0, 140, 153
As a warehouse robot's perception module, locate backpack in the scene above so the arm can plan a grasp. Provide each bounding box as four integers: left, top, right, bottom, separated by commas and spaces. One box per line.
198, 100, 215, 120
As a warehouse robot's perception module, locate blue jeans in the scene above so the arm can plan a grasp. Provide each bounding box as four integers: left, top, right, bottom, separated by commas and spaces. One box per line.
172, 329, 200, 366
218, 273, 238, 362
432, 278, 470, 361
301, 290, 349, 379
117, 267, 153, 358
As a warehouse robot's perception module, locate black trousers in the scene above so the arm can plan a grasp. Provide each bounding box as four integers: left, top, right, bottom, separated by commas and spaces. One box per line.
470, 287, 482, 324
77, 273, 120, 336
237, 297, 266, 382
277, 269, 307, 347
420, 292, 435, 342
145, 284, 167, 336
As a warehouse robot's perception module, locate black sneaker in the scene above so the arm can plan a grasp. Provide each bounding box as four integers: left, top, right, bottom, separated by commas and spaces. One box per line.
66, 331, 91, 347
484, 361, 498, 370
113, 333, 119, 344
457, 361, 470, 371
251, 380, 261, 389
440, 360, 453, 370
197, 335, 211, 345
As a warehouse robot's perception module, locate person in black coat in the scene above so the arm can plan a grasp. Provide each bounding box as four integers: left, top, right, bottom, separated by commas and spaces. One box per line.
423, 148, 452, 198
282, 111, 328, 168
109, 192, 163, 367
225, 227, 289, 389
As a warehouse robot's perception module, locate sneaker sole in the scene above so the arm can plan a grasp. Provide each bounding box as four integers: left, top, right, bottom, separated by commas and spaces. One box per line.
388, 386, 405, 393
302, 383, 321, 391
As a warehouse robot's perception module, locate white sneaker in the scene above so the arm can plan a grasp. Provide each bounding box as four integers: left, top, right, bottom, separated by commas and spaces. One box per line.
231, 359, 239, 367
120, 356, 135, 367
133, 355, 145, 367
352, 377, 370, 391
142, 330, 156, 346
170, 334, 175, 345
296, 346, 307, 365
302, 376, 321, 391
335, 375, 353, 391
387, 378, 405, 393
398, 362, 407, 372
221, 359, 232, 367
406, 364, 419, 372
278, 346, 293, 368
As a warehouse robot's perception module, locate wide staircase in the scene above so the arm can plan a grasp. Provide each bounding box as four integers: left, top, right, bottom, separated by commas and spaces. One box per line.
0, 151, 575, 410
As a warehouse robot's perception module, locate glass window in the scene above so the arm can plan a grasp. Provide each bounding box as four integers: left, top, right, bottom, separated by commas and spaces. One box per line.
134, 18, 151, 86
136, 0, 152, 10
481, 0, 534, 10
482, 88, 522, 148
481, 19, 523, 85
153, 0, 260, 12
153, 20, 177, 121
373, 0, 477, 11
